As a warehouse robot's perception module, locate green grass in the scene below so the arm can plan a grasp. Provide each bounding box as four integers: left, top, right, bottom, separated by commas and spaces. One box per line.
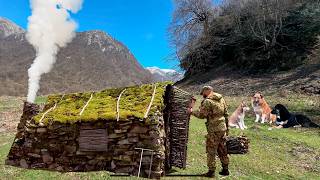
33, 82, 170, 125
0, 97, 21, 112
34, 96, 48, 105
0, 94, 319, 179
169, 118, 320, 179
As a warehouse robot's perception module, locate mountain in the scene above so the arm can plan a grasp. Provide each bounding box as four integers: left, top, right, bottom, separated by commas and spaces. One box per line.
146, 67, 183, 82
0, 18, 24, 38
0, 17, 152, 96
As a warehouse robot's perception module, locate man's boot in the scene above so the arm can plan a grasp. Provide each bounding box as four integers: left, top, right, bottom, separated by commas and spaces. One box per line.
219, 165, 230, 176
204, 170, 215, 177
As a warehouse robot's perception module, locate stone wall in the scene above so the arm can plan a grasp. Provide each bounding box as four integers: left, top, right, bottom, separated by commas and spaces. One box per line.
6, 103, 166, 179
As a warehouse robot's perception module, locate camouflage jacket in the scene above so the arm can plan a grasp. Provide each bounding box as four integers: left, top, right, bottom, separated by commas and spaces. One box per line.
192, 92, 229, 133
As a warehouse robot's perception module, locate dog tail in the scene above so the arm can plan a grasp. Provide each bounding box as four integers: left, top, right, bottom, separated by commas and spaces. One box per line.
309, 122, 320, 128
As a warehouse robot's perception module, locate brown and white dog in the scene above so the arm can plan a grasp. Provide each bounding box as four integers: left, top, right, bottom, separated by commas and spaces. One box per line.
252, 92, 276, 124
229, 101, 250, 130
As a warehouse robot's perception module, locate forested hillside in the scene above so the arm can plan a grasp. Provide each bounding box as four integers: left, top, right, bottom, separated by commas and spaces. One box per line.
169, 0, 320, 77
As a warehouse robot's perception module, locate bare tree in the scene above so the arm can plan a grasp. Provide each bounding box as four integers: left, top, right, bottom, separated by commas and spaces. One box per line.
173, 0, 318, 74
224, 0, 300, 50
168, 0, 216, 60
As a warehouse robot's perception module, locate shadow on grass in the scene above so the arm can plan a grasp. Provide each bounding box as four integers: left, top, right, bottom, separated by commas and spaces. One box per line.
166, 174, 204, 177
110, 174, 205, 177
165, 169, 204, 177
111, 174, 205, 177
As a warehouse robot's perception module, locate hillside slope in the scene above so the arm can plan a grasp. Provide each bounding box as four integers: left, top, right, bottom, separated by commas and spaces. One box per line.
175, 1, 320, 76
0, 17, 152, 96
177, 63, 320, 96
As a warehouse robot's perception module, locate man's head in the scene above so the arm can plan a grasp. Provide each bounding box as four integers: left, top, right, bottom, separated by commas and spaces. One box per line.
200, 86, 213, 98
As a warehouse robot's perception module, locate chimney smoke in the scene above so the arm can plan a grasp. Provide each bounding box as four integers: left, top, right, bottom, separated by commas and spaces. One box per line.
26, 0, 83, 102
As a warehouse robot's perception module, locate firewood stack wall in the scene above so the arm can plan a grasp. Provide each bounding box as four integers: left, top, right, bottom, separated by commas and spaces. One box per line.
164, 85, 193, 170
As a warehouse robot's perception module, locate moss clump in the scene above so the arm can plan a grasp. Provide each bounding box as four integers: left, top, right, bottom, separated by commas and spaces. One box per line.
33, 82, 171, 124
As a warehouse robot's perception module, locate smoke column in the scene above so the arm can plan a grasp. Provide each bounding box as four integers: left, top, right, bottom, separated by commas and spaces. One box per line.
26, 0, 83, 103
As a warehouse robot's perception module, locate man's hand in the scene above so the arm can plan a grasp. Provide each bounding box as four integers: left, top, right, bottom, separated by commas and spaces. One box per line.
275, 125, 283, 129
187, 97, 196, 115
190, 97, 196, 107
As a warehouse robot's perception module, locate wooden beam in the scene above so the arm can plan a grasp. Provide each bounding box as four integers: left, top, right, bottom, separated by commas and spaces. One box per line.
144, 84, 157, 119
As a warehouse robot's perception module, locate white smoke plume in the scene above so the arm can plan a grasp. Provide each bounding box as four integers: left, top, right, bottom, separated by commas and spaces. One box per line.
26, 0, 83, 103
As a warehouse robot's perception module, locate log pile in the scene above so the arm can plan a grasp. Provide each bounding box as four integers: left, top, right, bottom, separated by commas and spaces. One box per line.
226, 136, 250, 154
164, 85, 193, 170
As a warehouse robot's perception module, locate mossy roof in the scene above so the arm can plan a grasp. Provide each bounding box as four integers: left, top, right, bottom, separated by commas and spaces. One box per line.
33, 82, 171, 124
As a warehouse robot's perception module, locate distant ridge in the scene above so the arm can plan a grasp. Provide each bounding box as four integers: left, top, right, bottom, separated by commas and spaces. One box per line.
146, 67, 183, 82
0, 17, 24, 38
0, 17, 153, 96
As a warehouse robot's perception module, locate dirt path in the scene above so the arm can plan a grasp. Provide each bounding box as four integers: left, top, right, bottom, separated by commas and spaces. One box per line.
0, 96, 24, 133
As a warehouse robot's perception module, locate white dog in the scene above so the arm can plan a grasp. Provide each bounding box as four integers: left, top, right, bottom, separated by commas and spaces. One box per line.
229, 101, 250, 130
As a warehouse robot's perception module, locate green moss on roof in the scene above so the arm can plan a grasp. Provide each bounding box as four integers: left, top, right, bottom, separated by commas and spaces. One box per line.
33, 82, 171, 124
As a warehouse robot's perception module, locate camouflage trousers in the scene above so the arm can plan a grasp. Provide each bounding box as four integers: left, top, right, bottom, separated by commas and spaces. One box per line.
206, 131, 229, 171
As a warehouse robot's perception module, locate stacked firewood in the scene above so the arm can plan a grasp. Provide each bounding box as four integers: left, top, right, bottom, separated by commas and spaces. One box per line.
164, 85, 193, 169
226, 136, 250, 154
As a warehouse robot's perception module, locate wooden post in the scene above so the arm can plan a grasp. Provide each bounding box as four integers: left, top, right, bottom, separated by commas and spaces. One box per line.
39, 103, 57, 125
39, 94, 64, 126
117, 89, 126, 121
137, 149, 144, 178
135, 148, 154, 178
144, 85, 157, 119
148, 151, 154, 178
79, 93, 93, 116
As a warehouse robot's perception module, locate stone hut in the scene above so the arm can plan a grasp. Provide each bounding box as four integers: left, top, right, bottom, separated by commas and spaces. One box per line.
6, 83, 192, 179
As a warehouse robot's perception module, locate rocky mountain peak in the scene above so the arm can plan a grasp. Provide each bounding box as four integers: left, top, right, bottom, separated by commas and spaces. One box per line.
80, 30, 126, 53
0, 18, 152, 96
0, 17, 25, 38
146, 67, 184, 82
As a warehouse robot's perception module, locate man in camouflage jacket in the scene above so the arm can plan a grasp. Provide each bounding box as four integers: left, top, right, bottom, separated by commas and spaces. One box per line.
189, 86, 230, 177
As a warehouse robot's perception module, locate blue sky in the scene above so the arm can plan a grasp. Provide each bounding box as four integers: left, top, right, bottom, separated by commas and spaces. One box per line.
0, 0, 220, 70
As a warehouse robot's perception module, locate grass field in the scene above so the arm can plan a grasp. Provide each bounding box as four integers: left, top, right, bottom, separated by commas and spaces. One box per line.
0, 94, 319, 179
